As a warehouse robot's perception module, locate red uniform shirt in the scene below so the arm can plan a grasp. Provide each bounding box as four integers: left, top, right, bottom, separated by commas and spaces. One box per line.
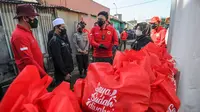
120, 31, 128, 40
11, 24, 46, 77
151, 26, 167, 47
90, 24, 118, 57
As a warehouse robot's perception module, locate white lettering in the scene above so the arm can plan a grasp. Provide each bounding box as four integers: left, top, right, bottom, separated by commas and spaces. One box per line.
168, 104, 176, 112
86, 82, 118, 112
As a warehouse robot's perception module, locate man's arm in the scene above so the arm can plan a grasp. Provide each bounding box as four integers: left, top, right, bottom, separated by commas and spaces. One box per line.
84, 34, 89, 52
113, 29, 119, 46
13, 38, 47, 77
50, 39, 68, 75
90, 28, 100, 48
120, 32, 123, 39
159, 29, 167, 46
65, 34, 72, 53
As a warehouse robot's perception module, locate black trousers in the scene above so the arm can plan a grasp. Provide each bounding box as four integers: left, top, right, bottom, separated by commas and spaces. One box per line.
120, 40, 127, 51
76, 54, 89, 75
93, 57, 113, 64
54, 70, 65, 86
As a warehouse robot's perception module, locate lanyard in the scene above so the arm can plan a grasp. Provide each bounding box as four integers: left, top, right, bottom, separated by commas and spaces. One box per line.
101, 24, 109, 40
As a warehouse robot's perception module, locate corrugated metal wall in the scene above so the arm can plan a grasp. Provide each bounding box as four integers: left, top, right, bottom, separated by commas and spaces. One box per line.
37, 7, 56, 53
0, 3, 18, 78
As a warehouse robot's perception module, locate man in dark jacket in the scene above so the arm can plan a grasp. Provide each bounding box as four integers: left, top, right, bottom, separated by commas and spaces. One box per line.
49, 18, 74, 85
48, 28, 72, 55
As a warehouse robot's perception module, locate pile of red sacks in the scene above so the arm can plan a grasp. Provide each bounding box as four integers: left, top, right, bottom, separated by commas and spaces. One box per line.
0, 66, 82, 112
74, 43, 180, 112
0, 43, 180, 112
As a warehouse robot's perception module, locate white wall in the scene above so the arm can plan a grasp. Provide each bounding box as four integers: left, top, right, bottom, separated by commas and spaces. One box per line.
169, 0, 200, 111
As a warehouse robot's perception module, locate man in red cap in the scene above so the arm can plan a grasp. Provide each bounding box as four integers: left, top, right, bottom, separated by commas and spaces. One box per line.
90, 11, 118, 64
120, 28, 128, 51
11, 4, 47, 77
150, 16, 167, 47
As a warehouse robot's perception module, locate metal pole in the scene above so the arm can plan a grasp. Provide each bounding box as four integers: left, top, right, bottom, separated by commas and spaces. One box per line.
113, 3, 118, 14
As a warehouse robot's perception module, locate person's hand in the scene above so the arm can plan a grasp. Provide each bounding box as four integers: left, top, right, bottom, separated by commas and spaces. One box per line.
99, 44, 107, 49
78, 49, 84, 53
83, 50, 88, 54
114, 45, 118, 50
65, 73, 71, 81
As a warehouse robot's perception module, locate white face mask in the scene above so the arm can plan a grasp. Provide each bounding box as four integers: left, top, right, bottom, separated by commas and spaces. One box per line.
135, 30, 143, 36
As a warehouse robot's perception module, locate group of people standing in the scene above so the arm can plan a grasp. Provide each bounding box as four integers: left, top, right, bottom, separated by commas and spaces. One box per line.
10, 4, 120, 86
10, 4, 169, 86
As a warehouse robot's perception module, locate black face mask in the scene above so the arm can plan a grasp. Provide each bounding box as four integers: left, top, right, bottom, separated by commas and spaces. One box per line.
59, 28, 67, 37
28, 18, 38, 29
165, 24, 169, 29
78, 28, 83, 33
151, 24, 158, 29
97, 19, 105, 27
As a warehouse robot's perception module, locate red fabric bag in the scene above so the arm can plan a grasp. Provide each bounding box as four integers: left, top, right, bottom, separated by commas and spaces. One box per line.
10, 70, 52, 112
74, 79, 85, 104
82, 62, 151, 112
0, 65, 43, 112
51, 82, 82, 112
47, 82, 82, 112
148, 70, 180, 112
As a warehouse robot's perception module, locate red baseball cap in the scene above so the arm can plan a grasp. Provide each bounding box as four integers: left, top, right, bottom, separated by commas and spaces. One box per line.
14, 4, 39, 19
149, 16, 161, 24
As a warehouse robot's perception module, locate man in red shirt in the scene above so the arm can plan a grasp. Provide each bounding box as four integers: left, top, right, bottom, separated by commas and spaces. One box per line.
11, 4, 47, 77
150, 16, 167, 47
90, 11, 118, 64
120, 28, 128, 51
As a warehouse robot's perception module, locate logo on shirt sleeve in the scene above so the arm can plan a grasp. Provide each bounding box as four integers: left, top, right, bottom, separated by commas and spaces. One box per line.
107, 31, 111, 35
20, 47, 28, 51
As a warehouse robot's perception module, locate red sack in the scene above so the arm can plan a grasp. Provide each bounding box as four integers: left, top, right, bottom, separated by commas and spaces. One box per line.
148, 71, 180, 112
47, 82, 82, 112
74, 79, 85, 104
46, 93, 75, 112
10, 71, 52, 112
113, 50, 158, 83
0, 65, 42, 112
82, 63, 150, 112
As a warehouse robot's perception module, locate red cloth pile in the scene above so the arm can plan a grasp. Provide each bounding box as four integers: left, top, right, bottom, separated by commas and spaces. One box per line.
74, 43, 180, 112
0, 65, 82, 112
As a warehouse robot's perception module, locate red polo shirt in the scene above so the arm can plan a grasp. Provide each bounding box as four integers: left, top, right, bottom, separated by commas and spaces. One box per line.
120, 31, 128, 40
90, 24, 118, 57
151, 26, 167, 47
11, 24, 46, 77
